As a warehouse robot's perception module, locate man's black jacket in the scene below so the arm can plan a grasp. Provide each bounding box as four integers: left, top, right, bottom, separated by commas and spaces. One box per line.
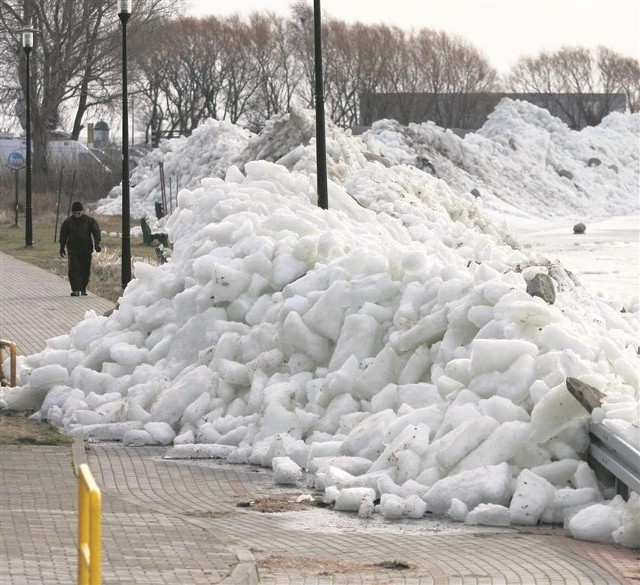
59, 215, 101, 254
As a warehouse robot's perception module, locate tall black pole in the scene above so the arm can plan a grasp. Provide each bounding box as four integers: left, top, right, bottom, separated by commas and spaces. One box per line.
24, 43, 33, 246
119, 8, 131, 288
313, 0, 328, 210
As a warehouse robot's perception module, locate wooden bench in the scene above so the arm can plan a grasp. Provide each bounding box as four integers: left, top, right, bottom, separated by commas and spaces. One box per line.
140, 216, 168, 247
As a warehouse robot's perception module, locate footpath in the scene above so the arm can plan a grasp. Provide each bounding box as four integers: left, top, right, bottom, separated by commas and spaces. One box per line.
1, 251, 638, 584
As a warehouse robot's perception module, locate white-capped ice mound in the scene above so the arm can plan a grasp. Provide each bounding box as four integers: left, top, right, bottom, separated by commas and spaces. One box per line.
2, 105, 639, 547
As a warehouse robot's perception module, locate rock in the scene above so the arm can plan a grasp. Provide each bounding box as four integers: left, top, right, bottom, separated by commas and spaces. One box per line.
526, 273, 556, 304
558, 169, 574, 180
565, 377, 604, 413
416, 156, 436, 175
470, 188, 481, 198
588, 157, 601, 167
573, 223, 586, 234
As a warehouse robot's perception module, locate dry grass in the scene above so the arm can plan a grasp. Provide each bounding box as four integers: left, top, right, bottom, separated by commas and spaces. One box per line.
0, 209, 160, 303
0, 410, 73, 445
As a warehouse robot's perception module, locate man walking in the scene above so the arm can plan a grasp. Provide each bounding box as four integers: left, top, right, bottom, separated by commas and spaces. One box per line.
59, 201, 102, 296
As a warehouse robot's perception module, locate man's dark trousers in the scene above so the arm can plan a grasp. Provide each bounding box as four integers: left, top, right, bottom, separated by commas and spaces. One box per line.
68, 250, 93, 292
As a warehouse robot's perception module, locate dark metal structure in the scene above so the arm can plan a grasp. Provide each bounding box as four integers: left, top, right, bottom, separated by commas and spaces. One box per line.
22, 28, 34, 247
118, 0, 132, 288
314, 0, 328, 210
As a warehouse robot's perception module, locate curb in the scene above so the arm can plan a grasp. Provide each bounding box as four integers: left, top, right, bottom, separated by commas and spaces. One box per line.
70, 439, 259, 584
222, 546, 260, 585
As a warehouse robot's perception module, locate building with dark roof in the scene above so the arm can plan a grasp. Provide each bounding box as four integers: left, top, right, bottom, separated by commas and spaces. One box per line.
359, 92, 627, 133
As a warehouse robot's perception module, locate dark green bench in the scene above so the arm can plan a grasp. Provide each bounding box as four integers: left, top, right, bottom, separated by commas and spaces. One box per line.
140, 216, 169, 247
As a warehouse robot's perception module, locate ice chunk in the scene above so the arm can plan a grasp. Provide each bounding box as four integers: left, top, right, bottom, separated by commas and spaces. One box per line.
123, 429, 156, 446
380, 493, 405, 519
340, 409, 396, 460
149, 365, 215, 427
334, 487, 377, 512
28, 364, 70, 389
453, 421, 533, 473
469, 339, 538, 376
529, 459, 580, 486
321, 466, 355, 489
164, 444, 235, 459
466, 504, 511, 527
307, 456, 372, 476
69, 421, 143, 441
612, 492, 640, 548
509, 469, 555, 525
404, 494, 428, 518
436, 416, 499, 471
425, 462, 513, 515
568, 501, 623, 542
448, 498, 469, 522
272, 456, 303, 485
358, 492, 375, 518
282, 311, 330, 364
530, 383, 587, 443
144, 421, 176, 444
328, 314, 381, 371
540, 488, 601, 524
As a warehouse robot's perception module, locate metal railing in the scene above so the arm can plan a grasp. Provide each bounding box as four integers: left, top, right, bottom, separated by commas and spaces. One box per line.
589, 422, 640, 496
566, 377, 640, 496
0, 339, 17, 387
77, 463, 102, 585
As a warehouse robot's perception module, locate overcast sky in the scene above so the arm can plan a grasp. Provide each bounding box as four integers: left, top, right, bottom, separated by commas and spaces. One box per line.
186, 0, 640, 75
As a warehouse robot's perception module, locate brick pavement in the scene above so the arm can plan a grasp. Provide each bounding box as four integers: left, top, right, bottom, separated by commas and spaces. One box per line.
1, 252, 639, 584
0, 252, 114, 356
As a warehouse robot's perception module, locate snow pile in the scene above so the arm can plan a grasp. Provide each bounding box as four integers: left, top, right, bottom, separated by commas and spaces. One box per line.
364, 99, 640, 221
97, 100, 640, 225
97, 118, 252, 218
3, 106, 640, 547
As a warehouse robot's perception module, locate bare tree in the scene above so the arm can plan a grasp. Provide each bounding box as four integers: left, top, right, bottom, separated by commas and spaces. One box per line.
324, 22, 414, 127
244, 12, 304, 131
597, 46, 640, 113
506, 46, 637, 126
0, 0, 183, 177
409, 29, 498, 128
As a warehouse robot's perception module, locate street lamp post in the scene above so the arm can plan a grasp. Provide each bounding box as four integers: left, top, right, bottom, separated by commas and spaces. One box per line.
22, 28, 34, 247
313, 0, 328, 210
117, 0, 132, 288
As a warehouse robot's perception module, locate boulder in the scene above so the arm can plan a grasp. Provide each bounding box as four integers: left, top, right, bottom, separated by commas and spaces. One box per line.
526, 273, 556, 305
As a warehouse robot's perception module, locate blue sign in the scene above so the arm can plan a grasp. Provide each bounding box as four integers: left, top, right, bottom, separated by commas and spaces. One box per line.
7, 151, 25, 169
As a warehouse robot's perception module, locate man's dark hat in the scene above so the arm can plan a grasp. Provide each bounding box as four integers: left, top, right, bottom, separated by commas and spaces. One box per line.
71, 201, 83, 212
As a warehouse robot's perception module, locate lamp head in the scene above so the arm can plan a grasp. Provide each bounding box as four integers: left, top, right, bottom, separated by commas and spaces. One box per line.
117, 0, 132, 15
22, 31, 33, 50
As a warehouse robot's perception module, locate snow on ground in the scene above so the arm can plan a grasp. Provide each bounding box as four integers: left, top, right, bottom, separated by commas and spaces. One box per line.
3, 100, 639, 547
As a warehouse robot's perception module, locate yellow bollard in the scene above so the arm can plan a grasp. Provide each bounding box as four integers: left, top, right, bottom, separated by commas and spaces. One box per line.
77, 463, 101, 585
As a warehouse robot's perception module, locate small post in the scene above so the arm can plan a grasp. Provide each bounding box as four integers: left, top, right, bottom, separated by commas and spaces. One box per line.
77, 463, 102, 585
12, 168, 20, 227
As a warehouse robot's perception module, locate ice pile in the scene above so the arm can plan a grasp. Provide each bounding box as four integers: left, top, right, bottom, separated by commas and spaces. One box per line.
96, 99, 640, 226
364, 100, 640, 222
97, 118, 252, 218
3, 104, 640, 547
